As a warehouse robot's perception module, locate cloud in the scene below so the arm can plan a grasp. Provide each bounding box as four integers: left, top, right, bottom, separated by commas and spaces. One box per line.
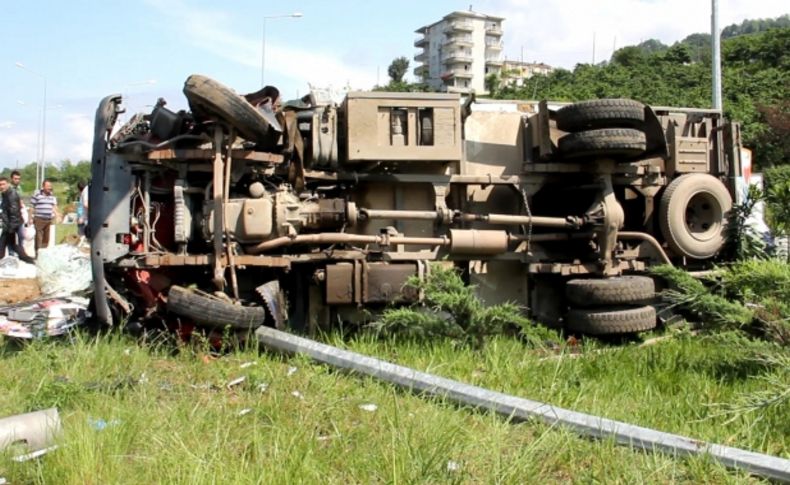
0, 121, 17, 129
0, 129, 38, 165
491, 0, 789, 68
143, 0, 377, 89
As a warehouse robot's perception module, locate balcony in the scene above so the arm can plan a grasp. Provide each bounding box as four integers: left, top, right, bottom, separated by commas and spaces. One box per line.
485, 58, 504, 67
413, 65, 429, 77
441, 69, 473, 80
414, 51, 428, 63
414, 36, 428, 47
443, 36, 473, 48
485, 25, 503, 36
485, 40, 503, 51
447, 20, 474, 32
443, 54, 473, 64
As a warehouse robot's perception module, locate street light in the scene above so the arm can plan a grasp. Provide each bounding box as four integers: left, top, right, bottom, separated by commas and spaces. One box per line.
15, 62, 47, 188
261, 12, 303, 86
16, 100, 62, 189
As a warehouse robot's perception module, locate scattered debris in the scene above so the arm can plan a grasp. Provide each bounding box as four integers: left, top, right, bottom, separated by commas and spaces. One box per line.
239, 361, 256, 369
0, 297, 90, 339
0, 408, 61, 459
0, 256, 37, 280
12, 445, 59, 462
446, 460, 461, 472
287, 366, 298, 376
238, 408, 253, 417
358, 403, 378, 412
88, 417, 122, 431
258, 383, 269, 393
291, 390, 304, 400
226, 376, 246, 389
35, 244, 92, 296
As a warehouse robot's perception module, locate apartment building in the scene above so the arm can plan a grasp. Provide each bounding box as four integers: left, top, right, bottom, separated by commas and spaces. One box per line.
501, 60, 554, 87
413, 11, 504, 94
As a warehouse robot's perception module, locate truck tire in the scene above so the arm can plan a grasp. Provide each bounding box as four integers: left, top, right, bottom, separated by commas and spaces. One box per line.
167, 285, 266, 330
659, 174, 733, 259
565, 276, 655, 307
557, 128, 646, 159
556, 99, 645, 132
183, 74, 273, 144
565, 305, 657, 335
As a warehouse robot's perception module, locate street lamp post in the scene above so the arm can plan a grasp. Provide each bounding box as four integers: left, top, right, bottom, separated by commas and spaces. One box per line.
261, 12, 303, 86
15, 62, 47, 188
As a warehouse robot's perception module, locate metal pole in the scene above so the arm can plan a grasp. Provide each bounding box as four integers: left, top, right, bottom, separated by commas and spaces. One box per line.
40, 77, 47, 188
711, 0, 722, 110
261, 17, 267, 86
260, 13, 303, 87
255, 326, 790, 483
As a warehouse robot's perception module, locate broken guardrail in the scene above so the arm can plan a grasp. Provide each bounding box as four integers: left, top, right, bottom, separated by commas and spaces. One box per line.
255, 326, 790, 483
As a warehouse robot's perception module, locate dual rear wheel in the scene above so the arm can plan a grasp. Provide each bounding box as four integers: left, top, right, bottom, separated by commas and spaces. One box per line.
564, 276, 657, 335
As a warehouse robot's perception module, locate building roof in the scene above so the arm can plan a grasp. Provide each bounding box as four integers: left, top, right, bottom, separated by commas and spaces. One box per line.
415, 10, 505, 33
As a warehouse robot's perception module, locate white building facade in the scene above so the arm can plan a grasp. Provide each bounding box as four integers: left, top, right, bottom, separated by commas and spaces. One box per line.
414, 11, 504, 94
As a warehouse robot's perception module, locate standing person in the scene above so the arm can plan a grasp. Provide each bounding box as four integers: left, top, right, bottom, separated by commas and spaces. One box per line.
0, 177, 35, 263
76, 180, 89, 237
9, 170, 30, 252
29, 179, 59, 254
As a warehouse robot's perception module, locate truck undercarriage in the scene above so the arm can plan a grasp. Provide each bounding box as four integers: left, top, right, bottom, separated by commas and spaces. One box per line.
89, 75, 744, 337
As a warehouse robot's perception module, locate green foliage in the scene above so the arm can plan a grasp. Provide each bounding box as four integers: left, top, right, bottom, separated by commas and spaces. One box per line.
723, 184, 768, 261
650, 265, 754, 330
1, 159, 90, 202
495, 26, 790, 168
763, 165, 790, 259
371, 266, 558, 348
387, 56, 410, 84
652, 261, 790, 345
721, 14, 790, 39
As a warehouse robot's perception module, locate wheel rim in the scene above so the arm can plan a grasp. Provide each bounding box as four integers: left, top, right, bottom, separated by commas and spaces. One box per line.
684, 191, 722, 242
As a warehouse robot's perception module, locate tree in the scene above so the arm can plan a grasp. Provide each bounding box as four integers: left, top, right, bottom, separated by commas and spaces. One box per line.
387, 57, 410, 84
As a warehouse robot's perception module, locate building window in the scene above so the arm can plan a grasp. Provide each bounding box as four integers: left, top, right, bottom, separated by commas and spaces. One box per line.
464, 80, 469, 87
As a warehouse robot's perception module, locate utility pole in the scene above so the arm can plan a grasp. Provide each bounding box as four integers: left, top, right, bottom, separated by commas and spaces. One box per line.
592, 32, 596, 64
711, 0, 722, 110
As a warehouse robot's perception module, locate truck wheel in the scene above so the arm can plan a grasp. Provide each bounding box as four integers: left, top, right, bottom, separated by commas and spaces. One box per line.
557, 128, 646, 159
565, 276, 655, 307
183, 74, 274, 144
556, 99, 645, 132
565, 305, 657, 335
659, 174, 733, 259
167, 285, 266, 330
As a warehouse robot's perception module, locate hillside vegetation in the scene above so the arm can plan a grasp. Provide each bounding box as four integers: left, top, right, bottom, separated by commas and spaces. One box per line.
493, 21, 789, 169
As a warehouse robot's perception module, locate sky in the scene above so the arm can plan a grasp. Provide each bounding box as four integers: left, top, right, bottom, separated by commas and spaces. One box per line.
0, 0, 787, 169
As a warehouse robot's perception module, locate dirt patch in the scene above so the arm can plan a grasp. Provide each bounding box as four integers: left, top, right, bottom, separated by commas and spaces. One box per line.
0, 278, 41, 304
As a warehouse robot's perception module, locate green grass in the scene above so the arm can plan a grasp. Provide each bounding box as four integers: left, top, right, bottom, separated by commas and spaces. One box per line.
54, 223, 78, 244
0, 330, 786, 483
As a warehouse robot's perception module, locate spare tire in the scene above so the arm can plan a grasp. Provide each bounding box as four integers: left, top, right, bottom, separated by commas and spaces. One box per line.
565, 276, 655, 307
659, 174, 733, 259
183, 74, 274, 145
565, 305, 657, 335
558, 128, 646, 159
556, 99, 646, 132
167, 285, 266, 330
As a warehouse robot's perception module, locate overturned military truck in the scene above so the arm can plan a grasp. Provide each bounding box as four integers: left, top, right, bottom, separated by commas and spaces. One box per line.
89, 74, 744, 336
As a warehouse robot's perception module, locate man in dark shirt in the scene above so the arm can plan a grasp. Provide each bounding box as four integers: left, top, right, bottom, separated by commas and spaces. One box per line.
0, 176, 35, 263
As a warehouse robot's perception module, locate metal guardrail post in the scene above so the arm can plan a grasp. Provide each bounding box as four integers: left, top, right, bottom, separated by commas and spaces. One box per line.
255, 326, 790, 482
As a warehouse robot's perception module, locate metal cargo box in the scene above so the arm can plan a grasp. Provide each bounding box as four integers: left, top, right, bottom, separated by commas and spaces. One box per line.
343, 92, 463, 163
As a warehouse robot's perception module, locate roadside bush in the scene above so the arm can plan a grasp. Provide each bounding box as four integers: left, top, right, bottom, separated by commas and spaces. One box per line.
652, 261, 790, 345
370, 266, 559, 348
763, 165, 790, 260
